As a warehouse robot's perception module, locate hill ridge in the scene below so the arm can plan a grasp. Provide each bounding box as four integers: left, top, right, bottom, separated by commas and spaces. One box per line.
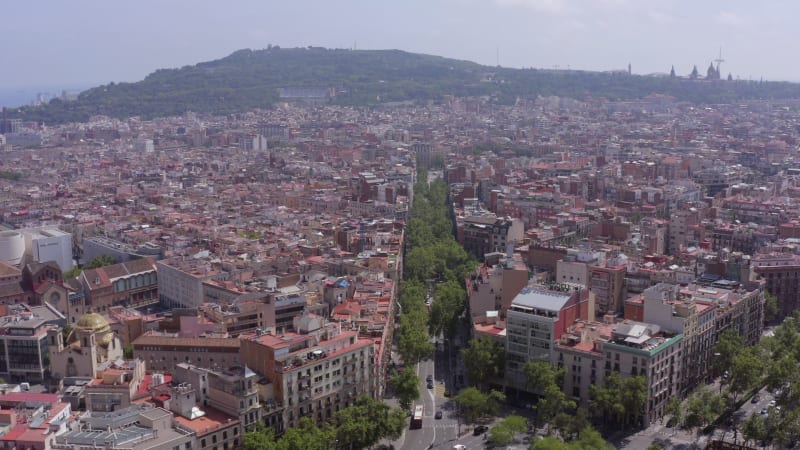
11, 46, 800, 124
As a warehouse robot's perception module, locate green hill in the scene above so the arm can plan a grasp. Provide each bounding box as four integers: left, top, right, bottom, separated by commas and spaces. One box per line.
12, 47, 800, 124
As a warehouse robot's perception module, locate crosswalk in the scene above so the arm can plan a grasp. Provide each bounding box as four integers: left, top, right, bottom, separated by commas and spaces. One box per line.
424, 423, 459, 429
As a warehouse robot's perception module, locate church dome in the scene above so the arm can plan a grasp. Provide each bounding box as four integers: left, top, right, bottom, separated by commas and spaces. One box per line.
98, 332, 114, 348
75, 313, 111, 334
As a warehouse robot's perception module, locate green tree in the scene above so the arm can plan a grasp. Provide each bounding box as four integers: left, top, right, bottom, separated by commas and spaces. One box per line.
620, 375, 648, 427
664, 396, 683, 428
589, 372, 625, 427
571, 426, 615, 450
530, 436, 567, 450
537, 383, 574, 434
389, 366, 419, 411
335, 396, 404, 450
243, 424, 278, 450
726, 346, 763, 406
461, 337, 505, 390
764, 292, 779, 323
712, 329, 744, 379
684, 389, 724, 434
489, 415, 527, 446
740, 413, 767, 448
277, 417, 335, 450
61, 324, 72, 343
63, 266, 83, 280
85, 254, 117, 269
397, 318, 433, 363
455, 387, 505, 423
552, 408, 590, 442
524, 361, 561, 393
123, 343, 134, 359
428, 279, 466, 339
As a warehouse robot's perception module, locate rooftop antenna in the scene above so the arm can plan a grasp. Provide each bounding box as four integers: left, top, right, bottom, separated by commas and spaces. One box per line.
496, 46, 500, 67
714, 47, 725, 75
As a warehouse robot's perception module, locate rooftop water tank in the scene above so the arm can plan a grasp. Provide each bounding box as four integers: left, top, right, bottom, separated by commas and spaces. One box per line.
0, 231, 25, 266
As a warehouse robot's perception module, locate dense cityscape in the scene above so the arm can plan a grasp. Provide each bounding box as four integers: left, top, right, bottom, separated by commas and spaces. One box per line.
2, 83, 800, 450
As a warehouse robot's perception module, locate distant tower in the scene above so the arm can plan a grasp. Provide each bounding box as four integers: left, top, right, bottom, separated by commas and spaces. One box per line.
706, 62, 718, 80
670, 66, 676, 78
628, 63, 631, 75
714, 47, 725, 78
690, 65, 699, 79
359, 220, 367, 252
727, 72, 733, 81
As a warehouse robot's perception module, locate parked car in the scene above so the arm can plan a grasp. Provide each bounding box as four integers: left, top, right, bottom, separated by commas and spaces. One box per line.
473, 425, 488, 435
435, 411, 443, 420
752, 394, 761, 403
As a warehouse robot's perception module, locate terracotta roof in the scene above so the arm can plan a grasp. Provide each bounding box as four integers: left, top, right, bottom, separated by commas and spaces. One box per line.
133, 334, 240, 348
0, 283, 25, 298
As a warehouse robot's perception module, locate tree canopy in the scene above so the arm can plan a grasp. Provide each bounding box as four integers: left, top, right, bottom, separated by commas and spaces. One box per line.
461, 337, 505, 391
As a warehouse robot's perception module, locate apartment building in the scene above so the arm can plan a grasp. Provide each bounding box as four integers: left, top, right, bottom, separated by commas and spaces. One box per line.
240, 314, 376, 431
752, 254, 800, 316
589, 260, 627, 316
456, 214, 524, 260
505, 284, 592, 389
639, 283, 716, 392
682, 283, 764, 347
466, 254, 528, 322
132, 333, 241, 373
173, 363, 261, 430
605, 322, 682, 425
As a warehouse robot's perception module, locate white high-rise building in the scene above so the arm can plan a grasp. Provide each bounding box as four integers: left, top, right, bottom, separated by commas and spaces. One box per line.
23, 228, 74, 271
134, 138, 155, 153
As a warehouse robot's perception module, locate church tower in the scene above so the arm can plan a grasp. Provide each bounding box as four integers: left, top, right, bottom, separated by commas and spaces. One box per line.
706, 62, 719, 80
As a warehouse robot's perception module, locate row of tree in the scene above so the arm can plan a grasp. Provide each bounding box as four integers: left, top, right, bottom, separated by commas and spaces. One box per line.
243, 396, 404, 450
661, 309, 800, 447
456, 337, 617, 448
395, 173, 474, 364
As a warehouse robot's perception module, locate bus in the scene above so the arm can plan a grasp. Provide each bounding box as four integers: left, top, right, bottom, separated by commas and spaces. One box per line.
411, 405, 424, 429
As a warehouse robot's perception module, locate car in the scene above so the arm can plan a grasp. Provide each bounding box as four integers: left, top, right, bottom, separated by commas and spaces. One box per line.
761, 408, 769, 416
427, 381, 434, 389
770, 399, 777, 406
426, 374, 433, 383
435, 411, 443, 420
473, 425, 488, 435
752, 394, 761, 403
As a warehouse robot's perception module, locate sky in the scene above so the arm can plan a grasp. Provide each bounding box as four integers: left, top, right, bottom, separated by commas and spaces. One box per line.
4, 0, 799, 96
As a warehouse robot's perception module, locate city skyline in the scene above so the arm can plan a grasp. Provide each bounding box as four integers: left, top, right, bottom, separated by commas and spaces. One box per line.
5, 0, 800, 94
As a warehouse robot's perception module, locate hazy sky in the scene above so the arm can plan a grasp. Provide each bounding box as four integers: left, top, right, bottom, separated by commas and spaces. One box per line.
6, 0, 799, 89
